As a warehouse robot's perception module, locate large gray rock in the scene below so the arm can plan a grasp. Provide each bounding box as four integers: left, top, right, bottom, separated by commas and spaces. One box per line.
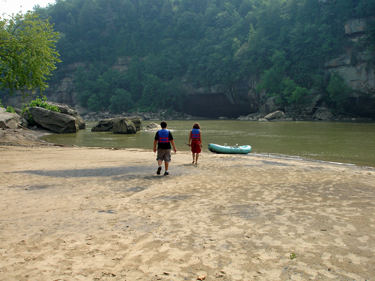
264, 110, 286, 121
312, 107, 334, 121
146, 122, 161, 131
237, 112, 264, 121
91, 118, 114, 131
47, 102, 85, 129
28, 107, 79, 133
113, 118, 137, 134
127, 116, 142, 131
0, 112, 20, 129
14, 108, 22, 116
92, 116, 142, 132
259, 97, 282, 115
344, 18, 367, 35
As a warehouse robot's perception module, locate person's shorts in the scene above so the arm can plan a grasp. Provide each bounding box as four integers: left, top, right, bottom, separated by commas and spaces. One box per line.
191, 140, 201, 154
156, 149, 171, 162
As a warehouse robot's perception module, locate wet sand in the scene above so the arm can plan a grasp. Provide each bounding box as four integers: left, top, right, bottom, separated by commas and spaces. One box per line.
0, 143, 374, 280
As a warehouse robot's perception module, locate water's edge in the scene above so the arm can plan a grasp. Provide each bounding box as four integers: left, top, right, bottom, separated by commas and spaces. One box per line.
40, 120, 375, 168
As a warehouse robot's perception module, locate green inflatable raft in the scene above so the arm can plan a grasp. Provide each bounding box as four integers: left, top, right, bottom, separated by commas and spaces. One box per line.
208, 143, 252, 154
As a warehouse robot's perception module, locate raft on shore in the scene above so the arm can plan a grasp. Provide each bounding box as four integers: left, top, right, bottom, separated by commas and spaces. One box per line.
208, 143, 252, 154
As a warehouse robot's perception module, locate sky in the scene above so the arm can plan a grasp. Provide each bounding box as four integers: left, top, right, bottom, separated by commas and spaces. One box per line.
1, 0, 55, 17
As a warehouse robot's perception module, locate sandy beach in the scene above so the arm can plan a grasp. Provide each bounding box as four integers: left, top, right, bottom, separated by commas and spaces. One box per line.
1, 130, 375, 280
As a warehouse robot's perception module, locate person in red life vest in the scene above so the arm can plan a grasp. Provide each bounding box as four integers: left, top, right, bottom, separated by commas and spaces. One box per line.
153, 121, 177, 176
188, 122, 202, 164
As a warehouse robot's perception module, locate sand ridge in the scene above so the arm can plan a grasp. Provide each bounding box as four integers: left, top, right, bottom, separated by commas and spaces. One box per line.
0, 145, 374, 280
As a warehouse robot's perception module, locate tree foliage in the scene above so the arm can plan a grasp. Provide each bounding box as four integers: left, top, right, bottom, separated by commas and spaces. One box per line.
31, 0, 375, 112
110, 89, 133, 113
0, 12, 61, 93
327, 73, 352, 109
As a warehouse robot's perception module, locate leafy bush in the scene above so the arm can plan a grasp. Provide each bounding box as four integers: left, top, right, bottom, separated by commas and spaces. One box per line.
21, 95, 60, 125
282, 78, 310, 104
22, 95, 60, 112
6, 106, 16, 113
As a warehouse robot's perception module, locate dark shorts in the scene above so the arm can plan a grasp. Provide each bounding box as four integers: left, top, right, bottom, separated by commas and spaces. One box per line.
191, 140, 201, 154
156, 149, 171, 162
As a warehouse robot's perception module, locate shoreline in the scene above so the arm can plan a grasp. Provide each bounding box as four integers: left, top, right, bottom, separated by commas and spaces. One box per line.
1, 141, 375, 280
2, 127, 375, 170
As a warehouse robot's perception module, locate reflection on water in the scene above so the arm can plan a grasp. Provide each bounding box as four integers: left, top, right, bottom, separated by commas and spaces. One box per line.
40, 120, 375, 167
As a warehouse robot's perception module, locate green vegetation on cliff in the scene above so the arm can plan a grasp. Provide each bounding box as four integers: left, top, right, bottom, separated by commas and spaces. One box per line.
35, 0, 375, 113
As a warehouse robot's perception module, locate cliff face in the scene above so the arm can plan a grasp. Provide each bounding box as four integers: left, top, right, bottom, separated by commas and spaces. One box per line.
324, 18, 375, 117
44, 63, 86, 107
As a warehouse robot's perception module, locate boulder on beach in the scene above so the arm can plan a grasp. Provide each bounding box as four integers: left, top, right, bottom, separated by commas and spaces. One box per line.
0, 112, 20, 129
47, 102, 85, 129
28, 107, 79, 133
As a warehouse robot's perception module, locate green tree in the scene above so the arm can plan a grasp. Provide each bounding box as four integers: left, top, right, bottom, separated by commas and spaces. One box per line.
327, 73, 352, 110
109, 89, 134, 113
138, 74, 165, 110
0, 12, 60, 93
256, 50, 290, 101
87, 94, 102, 112
165, 78, 187, 111
125, 56, 145, 102
282, 78, 309, 104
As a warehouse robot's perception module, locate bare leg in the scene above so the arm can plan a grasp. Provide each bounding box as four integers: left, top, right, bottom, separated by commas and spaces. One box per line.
165, 161, 169, 171
195, 153, 199, 164
158, 160, 163, 166
192, 152, 195, 164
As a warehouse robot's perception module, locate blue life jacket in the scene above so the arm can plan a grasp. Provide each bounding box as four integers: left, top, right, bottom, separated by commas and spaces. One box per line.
191, 128, 200, 139
158, 129, 169, 143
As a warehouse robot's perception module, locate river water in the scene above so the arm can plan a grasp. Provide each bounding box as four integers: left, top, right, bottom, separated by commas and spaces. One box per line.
40, 120, 375, 167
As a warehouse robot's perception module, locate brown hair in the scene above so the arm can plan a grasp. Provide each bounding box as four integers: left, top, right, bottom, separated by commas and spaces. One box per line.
193, 123, 201, 129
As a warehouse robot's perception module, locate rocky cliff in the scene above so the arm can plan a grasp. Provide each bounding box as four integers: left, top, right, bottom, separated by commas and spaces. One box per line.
324, 17, 375, 118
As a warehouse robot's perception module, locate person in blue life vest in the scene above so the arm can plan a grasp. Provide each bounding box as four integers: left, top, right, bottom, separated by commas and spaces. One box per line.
188, 122, 202, 164
153, 121, 177, 176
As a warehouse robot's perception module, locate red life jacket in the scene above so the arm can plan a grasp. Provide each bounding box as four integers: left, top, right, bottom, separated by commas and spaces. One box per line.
158, 129, 169, 143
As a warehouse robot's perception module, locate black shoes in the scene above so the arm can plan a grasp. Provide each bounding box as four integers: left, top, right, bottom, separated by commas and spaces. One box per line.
156, 167, 169, 176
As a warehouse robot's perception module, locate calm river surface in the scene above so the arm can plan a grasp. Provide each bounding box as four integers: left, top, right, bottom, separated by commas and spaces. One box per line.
40, 120, 375, 167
